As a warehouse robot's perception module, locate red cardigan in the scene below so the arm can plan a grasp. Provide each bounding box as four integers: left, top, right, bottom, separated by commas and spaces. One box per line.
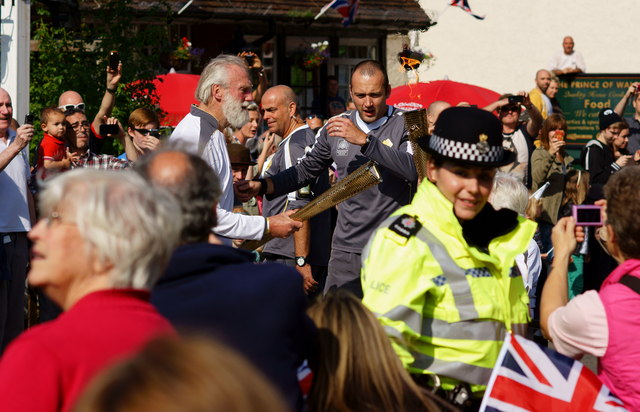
0, 289, 174, 412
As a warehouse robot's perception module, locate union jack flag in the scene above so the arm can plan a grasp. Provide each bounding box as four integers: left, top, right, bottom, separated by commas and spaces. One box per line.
480, 333, 628, 411
315, 0, 360, 26
450, 0, 485, 20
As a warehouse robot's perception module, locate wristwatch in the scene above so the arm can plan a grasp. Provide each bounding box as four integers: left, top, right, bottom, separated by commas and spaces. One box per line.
295, 256, 307, 267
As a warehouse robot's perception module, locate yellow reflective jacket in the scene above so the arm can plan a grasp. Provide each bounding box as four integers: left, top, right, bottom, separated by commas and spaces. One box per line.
361, 178, 536, 393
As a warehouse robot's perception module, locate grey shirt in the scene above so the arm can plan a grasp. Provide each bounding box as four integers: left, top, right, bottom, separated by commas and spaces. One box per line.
267, 106, 417, 254
262, 125, 331, 265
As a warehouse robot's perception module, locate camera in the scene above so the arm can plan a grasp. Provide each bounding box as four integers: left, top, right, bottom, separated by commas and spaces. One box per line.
99, 124, 120, 136
572, 205, 602, 226
109, 51, 120, 71
508, 95, 524, 104
24, 114, 34, 125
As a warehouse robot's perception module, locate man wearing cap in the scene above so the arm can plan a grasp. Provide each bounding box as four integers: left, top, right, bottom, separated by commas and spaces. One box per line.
581, 108, 631, 186
259, 85, 331, 295
362, 107, 536, 408
237, 60, 417, 297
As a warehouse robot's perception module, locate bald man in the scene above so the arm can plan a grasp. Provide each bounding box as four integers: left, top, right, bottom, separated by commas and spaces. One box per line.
260, 85, 331, 295
529, 69, 553, 119
549, 36, 586, 76
57, 62, 122, 154
426, 100, 451, 134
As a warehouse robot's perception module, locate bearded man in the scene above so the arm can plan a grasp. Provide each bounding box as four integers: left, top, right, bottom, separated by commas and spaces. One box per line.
170, 55, 300, 242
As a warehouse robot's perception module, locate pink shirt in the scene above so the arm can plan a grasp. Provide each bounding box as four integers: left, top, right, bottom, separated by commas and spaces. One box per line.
548, 290, 608, 358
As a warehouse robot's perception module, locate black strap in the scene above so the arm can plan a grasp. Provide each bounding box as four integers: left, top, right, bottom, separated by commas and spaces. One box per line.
619, 275, 640, 295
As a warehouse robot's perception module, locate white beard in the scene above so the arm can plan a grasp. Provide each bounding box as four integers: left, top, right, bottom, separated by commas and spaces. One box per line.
222, 94, 250, 129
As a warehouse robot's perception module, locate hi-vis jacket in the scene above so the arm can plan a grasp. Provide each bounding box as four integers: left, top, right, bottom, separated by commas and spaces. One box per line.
361, 178, 536, 393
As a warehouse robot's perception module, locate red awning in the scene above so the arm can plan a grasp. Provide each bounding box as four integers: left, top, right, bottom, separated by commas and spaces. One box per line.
387, 80, 501, 111
152, 73, 200, 127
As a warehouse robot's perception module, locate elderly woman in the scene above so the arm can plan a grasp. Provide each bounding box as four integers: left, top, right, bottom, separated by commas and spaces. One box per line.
0, 169, 182, 412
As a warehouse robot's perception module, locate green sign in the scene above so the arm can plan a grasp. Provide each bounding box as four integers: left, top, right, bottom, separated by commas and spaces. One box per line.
556, 74, 640, 145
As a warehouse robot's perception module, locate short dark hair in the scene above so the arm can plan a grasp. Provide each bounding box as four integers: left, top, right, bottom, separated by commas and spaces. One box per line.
135, 148, 221, 244
604, 165, 640, 259
64, 108, 86, 118
40, 107, 65, 125
350, 60, 389, 88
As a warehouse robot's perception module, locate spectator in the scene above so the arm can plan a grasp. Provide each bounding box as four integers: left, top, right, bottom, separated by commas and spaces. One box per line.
307, 290, 443, 412
169, 55, 301, 242
541, 166, 640, 410
120, 108, 161, 162
305, 113, 324, 132
613, 82, 640, 153
58, 61, 122, 154
311, 75, 346, 118
0, 88, 34, 352
549, 36, 586, 76
483, 92, 543, 186
611, 120, 640, 165
230, 102, 260, 145
426, 100, 451, 135
137, 149, 316, 412
489, 172, 542, 319
74, 336, 288, 412
238, 51, 269, 105
0, 168, 181, 412
227, 143, 259, 217
546, 76, 563, 115
529, 69, 553, 119
531, 114, 574, 252
36, 107, 70, 175
581, 108, 630, 187
361, 107, 535, 409
64, 109, 129, 170
239, 60, 418, 297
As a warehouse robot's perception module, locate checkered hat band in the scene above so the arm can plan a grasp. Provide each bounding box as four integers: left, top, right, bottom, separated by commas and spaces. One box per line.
428, 133, 503, 163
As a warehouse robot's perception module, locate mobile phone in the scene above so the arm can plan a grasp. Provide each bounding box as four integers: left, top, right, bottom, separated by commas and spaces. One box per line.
572, 205, 602, 226
555, 130, 565, 141
24, 113, 34, 125
244, 54, 254, 67
508, 95, 524, 104
99, 124, 120, 136
108, 51, 120, 71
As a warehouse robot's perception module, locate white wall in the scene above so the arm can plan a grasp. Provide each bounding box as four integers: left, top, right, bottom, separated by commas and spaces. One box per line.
413, 0, 640, 94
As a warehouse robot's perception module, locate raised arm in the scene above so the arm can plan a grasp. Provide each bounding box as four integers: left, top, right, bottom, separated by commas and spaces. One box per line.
614, 83, 638, 117
92, 63, 122, 134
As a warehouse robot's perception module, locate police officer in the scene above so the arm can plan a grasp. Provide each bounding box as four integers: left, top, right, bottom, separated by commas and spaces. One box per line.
361, 107, 536, 409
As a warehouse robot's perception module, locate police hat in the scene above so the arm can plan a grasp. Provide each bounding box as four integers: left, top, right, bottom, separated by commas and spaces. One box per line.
417, 106, 515, 167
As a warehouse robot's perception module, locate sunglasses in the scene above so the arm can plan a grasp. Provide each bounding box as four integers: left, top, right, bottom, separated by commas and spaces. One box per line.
58, 103, 86, 112
500, 105, 520, 113
134, 128, 160, 137
307, 114, 323, 120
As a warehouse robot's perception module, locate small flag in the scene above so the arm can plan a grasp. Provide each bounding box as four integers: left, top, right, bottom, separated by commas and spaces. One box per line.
480, 333, 628, 411
450, 0, 485, 20
315, 0, 360, 27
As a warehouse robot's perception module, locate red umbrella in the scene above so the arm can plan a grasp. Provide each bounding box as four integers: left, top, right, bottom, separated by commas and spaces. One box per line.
152, 73, 200, 126
387, 80, 501, 111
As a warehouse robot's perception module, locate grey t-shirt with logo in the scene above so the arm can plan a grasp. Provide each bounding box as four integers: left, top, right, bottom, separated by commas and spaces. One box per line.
267, 107, 417, 254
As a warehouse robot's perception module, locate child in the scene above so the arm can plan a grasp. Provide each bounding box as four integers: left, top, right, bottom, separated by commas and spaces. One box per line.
36, 107, 71, 174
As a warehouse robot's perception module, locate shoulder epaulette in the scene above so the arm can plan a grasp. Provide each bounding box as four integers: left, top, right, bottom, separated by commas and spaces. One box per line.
388, 214, 421, 239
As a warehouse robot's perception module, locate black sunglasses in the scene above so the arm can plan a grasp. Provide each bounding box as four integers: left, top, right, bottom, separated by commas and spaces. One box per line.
307, 114, 324, 120
134, 128, 160, 137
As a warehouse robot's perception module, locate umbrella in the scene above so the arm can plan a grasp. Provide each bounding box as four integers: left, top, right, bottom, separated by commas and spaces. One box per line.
152, 73, 200, 127
386, 80, 501, 111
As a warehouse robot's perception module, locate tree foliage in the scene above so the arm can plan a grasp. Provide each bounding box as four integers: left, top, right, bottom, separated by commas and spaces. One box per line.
30, 0, 172, 157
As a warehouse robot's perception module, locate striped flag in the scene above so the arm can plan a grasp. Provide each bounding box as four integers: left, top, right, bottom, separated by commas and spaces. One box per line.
450, 0, 485, 20
314, 0, 360, 26
480, 333, 627, 411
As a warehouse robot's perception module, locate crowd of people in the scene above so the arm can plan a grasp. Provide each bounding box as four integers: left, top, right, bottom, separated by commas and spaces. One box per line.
0, 33, 638, 411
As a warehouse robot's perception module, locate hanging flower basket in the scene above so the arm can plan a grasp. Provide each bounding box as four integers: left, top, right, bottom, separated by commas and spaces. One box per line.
291, 41, 330, 71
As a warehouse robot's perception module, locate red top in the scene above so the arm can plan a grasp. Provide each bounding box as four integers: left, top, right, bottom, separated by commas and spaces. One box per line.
0, 289, 175, 412
36, 133, 65, 170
